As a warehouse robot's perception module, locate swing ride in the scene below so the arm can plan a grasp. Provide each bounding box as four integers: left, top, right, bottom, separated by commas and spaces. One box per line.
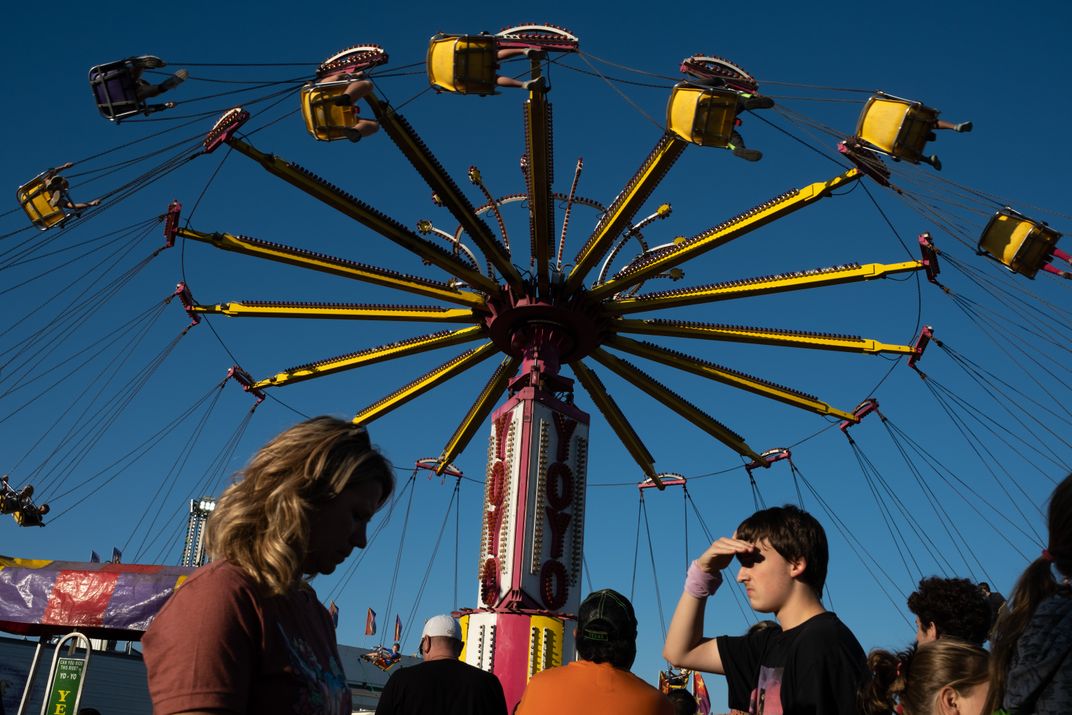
2, 16, 1070, 713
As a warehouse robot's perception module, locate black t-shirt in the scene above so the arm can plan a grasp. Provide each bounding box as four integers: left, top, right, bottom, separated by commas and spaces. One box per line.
716, 612, 866, 715
374, 658, 508, 715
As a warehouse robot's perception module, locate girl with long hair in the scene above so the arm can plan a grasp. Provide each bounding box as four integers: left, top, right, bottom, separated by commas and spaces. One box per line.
986, 472, 1072, 715
859, 638, 989, 715
143, 416, 394, 715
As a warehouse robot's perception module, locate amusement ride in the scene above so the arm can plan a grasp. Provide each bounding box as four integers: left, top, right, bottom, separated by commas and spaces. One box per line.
2, 19, 1069, 711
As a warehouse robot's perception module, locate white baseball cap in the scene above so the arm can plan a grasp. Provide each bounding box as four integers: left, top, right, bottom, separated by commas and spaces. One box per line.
421, 614, 461, 640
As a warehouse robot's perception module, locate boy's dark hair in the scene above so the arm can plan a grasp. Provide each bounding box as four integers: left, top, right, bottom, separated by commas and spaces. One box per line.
906, 576, 990, 645
666, 689, 697, 715
576, 589, 638, 670
747, 619, 782, 636
736, 504, 829, 598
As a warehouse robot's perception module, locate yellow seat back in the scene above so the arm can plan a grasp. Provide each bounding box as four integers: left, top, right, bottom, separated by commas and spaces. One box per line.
978, 210, 1062, 279
666, 84, 739, 147
299, 81, 359, 142
856, 94, 938, 163
427, 35, 498, 95
16, 175, 66, 230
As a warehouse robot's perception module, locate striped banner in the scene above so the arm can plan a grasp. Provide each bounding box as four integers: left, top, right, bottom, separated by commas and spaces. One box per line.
0, 556, 193, 639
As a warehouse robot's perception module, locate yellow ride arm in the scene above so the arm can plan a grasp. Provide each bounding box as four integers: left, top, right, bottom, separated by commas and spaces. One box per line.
589, 169, 863, 300
253, 325, 486, 389
606, 336, 859, 421
614, 318, 916, 355
365, 94, 522, 289
525, 85, 555, 295
436, 356, 521, 474
353, 342, 499, 425
177, 226, 484, 307
225, 137, 500, 295
611, 259, 924, 313
186, 301, 479, 323
567, 133, 688, 292
571, 360, 660, 487
588, 348, 763, 461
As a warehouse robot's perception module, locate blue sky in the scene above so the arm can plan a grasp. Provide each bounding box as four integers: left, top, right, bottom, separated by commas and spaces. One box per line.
2, 0, 1070, 704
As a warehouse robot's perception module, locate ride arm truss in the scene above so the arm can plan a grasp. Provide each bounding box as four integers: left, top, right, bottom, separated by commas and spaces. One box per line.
524, 84, 555, 295
605, 335, 858, 421
588, 348, 763, 461
435, 356, 522, 475
588, 168, 863, 299
567, 133, 687, 292
224, 137, 501, 294
185, 300, 480, 322
610, 259, 925, 313
570, 360, 660, 486
614, 318, 916, 355
364, 94, 522, 290
253, 325, 486, 389
352, 341, 499, 425
177, 226, 484, 307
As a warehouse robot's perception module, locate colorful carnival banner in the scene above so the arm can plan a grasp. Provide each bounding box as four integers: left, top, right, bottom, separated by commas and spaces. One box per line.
0, 556, 193, 639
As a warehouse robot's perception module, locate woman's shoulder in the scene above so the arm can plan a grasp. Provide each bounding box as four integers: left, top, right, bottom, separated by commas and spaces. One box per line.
170, 559, 261, 604
148, 560, 266, 640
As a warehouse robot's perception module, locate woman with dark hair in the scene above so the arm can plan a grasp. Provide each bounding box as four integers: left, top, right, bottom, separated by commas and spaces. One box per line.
859, 639, 989, 715
143, 416, 394, 715
987, 473, 1072, 714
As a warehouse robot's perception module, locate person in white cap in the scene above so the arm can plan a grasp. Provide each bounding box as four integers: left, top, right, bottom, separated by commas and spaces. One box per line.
374, 614, 507, 715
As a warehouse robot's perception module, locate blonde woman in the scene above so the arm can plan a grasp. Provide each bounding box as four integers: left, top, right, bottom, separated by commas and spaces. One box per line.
859, 638, 989, 715
143, 416, 394, 715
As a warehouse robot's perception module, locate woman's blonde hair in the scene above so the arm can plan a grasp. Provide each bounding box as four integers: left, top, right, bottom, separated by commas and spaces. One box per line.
859, 638, 988, 715
205, 416, 393, 595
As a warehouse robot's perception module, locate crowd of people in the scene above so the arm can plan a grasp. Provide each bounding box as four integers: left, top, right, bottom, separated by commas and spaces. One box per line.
138, 416, 1070, 715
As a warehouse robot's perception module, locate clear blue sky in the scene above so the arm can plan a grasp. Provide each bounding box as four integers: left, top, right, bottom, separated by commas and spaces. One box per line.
2, 0, 1070, 705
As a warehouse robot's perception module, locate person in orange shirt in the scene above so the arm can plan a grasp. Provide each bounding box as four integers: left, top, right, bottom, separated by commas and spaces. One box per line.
516, 589, 673, 715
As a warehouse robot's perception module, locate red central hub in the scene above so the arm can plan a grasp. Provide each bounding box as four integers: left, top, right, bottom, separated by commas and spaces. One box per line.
484, 287, 607, 366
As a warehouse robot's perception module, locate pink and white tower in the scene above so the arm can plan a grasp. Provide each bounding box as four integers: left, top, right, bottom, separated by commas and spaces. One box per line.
457, 330, 589, 710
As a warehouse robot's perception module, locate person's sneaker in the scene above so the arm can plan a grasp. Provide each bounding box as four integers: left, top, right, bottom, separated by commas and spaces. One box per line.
741, 94, 775, 111
521, 76, 549, 92
733, 146, 763, 162
159, 69, 188, 92
332, 94, 354, 107
927, 154, 942, 171
954, 121, 973, 133
342, 128, 364, 143
522, 48, 547, 60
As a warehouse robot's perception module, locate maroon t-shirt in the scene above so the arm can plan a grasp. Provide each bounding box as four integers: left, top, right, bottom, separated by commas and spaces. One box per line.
143, 559, 351, 715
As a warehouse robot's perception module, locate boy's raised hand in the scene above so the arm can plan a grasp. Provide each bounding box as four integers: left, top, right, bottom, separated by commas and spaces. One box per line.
697, 536, 756, 573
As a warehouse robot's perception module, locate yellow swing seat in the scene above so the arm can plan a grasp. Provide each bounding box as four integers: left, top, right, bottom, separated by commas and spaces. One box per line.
666, 83, 740, 148
16, 172, 67, 230
426, 34, 498, 95
300, 79, 362, 142
855, 92, 939, 164
977, 208, 1062, 279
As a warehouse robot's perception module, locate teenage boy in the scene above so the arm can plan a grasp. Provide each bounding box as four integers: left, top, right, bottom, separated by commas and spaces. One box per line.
663, 505, 866, 715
